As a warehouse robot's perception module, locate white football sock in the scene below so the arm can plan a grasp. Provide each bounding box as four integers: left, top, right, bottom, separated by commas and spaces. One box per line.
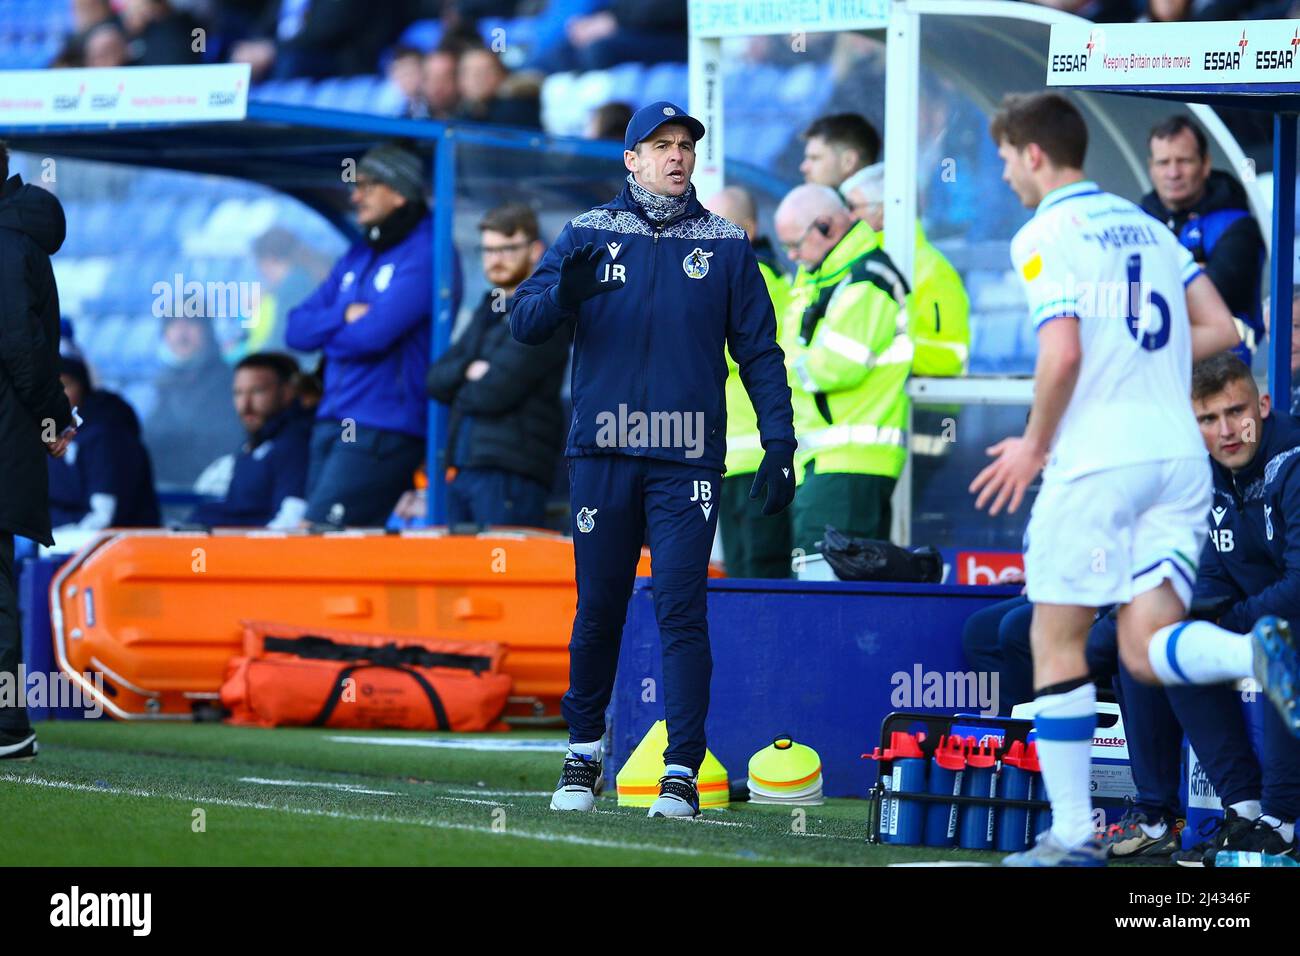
1139, 820, 1168, 839
568, 739, 603, 761
1260, 815, 1296, 844
1148, 621, 1252, 685
1229, 799, 1261, 820
1035, 681, 1098, 848
664, 763, 694, 778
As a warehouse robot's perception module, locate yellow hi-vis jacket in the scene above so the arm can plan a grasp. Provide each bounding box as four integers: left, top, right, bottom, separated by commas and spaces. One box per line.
781, 220, 912, 483
724, 239, 791, 475
883, 223, 970, 378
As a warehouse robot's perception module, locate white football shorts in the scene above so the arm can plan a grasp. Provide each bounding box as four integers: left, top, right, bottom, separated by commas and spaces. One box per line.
1025, 457, 1210, 609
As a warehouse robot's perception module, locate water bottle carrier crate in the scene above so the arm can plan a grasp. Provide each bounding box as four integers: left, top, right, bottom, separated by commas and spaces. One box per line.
865, 711, 1049, 846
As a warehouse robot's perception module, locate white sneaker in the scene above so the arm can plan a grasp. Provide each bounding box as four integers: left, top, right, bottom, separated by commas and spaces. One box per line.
647, 772, 700, 818
549, 749, 603, 811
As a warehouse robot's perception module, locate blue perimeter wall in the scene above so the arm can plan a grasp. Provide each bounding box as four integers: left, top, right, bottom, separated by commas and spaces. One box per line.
609, 579, 1022, 799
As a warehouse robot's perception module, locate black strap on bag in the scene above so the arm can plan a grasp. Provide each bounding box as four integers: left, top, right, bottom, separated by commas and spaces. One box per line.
264, 634, 494, 674
310, 662, 450, 730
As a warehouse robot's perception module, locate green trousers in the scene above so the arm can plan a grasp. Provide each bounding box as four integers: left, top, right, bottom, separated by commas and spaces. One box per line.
791, 462, 896, 555
719, 473, 792, 579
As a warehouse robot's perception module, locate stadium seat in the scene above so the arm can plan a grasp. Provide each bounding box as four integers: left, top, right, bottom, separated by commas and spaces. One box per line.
308, 77, 349, 110
253, 78, 314, 106
539, 71, 578, 134
642, 63, 688, 106
398, 19, 444, 53
183, 198, 279, 256
603, 63, 643, 103
572, 70, 616, 129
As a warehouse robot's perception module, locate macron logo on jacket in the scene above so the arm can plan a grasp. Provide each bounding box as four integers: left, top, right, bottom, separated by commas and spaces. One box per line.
1202, 411, 1300, 632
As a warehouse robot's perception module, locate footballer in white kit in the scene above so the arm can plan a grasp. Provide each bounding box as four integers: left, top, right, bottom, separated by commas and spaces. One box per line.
1012, 179, 1209, 609
972, 92, 1300, 868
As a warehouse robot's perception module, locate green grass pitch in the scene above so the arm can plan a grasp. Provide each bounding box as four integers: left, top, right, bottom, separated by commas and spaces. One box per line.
0, 722, 1010, 866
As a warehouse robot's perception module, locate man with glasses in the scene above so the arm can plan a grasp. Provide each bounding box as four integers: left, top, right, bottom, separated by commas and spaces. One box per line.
427, 202, 568, 528
287, 141, 463, 527
774, 183, 912, 554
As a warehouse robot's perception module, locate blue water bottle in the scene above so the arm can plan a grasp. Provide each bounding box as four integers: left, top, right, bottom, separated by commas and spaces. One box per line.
958, 737, 999, 850
870, 731, 926, 845
1023, 740, 1051, 837
995, 739, 1034, 852
924, 735, 966, 847
1215, 851, 1300, 867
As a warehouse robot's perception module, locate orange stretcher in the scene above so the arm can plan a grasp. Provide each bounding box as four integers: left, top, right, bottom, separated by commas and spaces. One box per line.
50, 528, 716, 722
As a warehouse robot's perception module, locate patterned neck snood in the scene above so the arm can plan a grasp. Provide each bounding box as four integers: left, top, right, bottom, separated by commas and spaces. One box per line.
627, 173, 693, 224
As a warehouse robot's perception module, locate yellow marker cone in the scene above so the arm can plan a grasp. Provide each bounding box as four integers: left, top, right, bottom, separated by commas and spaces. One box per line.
747, 735, 824, 804
616, 720, 729, 809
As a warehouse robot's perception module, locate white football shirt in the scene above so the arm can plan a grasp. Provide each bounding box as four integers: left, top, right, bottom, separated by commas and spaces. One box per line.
1011, 180, 1205, 482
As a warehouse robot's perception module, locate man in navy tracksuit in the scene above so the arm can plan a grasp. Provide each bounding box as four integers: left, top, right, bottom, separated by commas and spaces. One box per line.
286, 142, 462, 527
46, 356, 159, 553
512, 102, 796, 818
187, 352, 312, 528
1101, 353, 1300, 864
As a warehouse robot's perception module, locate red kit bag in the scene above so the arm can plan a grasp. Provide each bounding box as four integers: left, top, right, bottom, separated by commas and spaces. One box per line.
221, 621, 512, 731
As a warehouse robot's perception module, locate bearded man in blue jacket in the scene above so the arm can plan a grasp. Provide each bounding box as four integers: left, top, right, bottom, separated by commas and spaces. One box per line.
287, 142, 462, 527
512, 102, 797, 817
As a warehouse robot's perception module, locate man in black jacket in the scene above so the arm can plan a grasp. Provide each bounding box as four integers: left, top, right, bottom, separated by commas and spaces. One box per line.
1141, 115, 1266, 363
427, 203, 569, 528
0, 144, 76, 760
49, 355, 160, 546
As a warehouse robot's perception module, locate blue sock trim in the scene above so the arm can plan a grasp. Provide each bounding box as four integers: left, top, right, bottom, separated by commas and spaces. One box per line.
1034, 713, 1095, 741
1164, 621, 1192, 684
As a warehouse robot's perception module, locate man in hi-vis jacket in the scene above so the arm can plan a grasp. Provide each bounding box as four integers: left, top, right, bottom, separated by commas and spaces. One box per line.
511, 102, 796, 817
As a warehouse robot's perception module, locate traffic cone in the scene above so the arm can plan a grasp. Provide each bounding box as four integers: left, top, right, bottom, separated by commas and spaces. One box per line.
616, 720, 729, 809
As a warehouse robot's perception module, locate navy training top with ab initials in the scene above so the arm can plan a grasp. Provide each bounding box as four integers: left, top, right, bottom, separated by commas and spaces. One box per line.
510, 182, 795, 472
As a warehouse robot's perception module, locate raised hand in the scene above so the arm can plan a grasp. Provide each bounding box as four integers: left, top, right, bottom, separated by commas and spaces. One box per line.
555, 242, 624, 311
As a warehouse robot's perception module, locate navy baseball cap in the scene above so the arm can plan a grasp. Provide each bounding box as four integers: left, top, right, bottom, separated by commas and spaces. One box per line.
623, 101, 706, 152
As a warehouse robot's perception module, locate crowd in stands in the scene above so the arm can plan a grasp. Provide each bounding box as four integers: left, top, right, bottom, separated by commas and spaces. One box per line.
27, 1, 1300, 76
21, 99, 1262, 569
1024, 0, 1300, 18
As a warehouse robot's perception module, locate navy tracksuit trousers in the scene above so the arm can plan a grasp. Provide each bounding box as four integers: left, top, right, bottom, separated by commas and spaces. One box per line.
963, 599, 1300, 821
563, 454, 722, 772
1117, 660, 1300, 824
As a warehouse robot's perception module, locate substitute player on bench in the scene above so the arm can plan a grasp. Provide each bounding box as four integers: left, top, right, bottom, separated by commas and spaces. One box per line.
970, 92, 1300, 866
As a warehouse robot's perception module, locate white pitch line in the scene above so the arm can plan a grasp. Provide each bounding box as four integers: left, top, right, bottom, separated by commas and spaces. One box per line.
438, 796, 518, 807
239, 777, 398, 796
888, 861, 995, 867
0, 774, 822, 865
445, 788, 551, 797
326, 735, 568, 753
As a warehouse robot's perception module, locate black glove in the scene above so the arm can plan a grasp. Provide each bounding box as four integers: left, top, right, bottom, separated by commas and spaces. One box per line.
555, 241, 624, 311
749, 440, 796, 516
